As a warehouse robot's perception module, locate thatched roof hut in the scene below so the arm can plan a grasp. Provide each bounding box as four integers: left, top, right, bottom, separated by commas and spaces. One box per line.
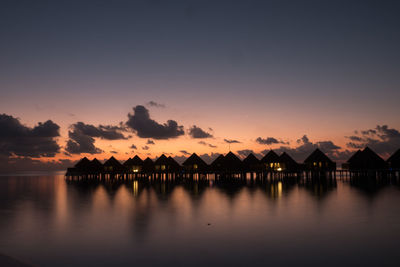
304, 148, 336, 171
183, 153, 208, 172
168, 156, 182, 172
123, 155, 144, 173
142, 157, 154, 173
75, 157, 91, 172
278, 152, 299, 171
154, 154, 169, 172
347, 147, 386, 170
103, 156, 125, 173
260, 150, 280, 170
89, 158, 103, 173
242, 153, 262, 172
210, 154, 225, 172
214, 152, 243, 173
387, 149, 400, 169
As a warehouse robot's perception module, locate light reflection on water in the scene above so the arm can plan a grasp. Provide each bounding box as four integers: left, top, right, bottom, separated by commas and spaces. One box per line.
0, 175, 400, 266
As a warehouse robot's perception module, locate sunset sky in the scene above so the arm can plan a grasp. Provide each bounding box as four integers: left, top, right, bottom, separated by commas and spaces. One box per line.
1, 0, 400, 171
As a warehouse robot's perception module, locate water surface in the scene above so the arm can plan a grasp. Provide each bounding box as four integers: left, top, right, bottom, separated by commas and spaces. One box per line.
0, 174, 399, 266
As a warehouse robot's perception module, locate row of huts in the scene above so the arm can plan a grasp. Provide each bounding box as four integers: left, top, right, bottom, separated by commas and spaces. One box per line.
66, 147, 400, 176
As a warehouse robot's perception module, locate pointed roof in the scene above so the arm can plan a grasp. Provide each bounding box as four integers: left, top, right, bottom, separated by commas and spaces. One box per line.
142, 157, 154, 172
210, 154, 225, 168
362, 147, 385, 163
168, 156, 181, 169
304, 148, 333, 164
279, 152, 299, 170
261, 150, 279, 163
387, 148, 400, 163
155, 154, 169, 165
131, 155, 144, 165
224, 152, 243, 167
104, 156, 123, 168
183, 153, 207, 167
75, 157, 91, 170
347, 147, 386, 169
347, 149, 362, 163
143, 157, 154, 165
90, 158, 103, 171
243, 153, 260, 165
123, 158, 133, 167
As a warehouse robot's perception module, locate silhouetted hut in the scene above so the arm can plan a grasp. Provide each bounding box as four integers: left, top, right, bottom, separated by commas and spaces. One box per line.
168, 156, 182, 172
89, 158, 103, 173
210, 154, 225, 172
142, 157, 154, 173
123, 158, 134, 170
347, 147, 386, 170
131, 155, 144, 172
387, 149, 400, 169
278, 152, 299, 172
123, 156, 144, 173
155, 154, 170, 172
103, 156, 125, 173
75, 157, 91, 173
183, 153, 208, 172
304, 148, 336, 171
261, 150, 280, 171
242, 153, 262, 172
222, 152, 243, 173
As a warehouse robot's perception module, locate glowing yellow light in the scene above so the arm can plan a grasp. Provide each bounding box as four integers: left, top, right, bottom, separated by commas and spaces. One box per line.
277, 167, 282, 172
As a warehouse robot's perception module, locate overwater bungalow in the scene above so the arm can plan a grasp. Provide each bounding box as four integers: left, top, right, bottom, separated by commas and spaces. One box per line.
103, 156, 125, 173
75, 157, 91, 172
154, 154, 180, 172
387, 149, 400, 169
260, 150, 280, 171
168, 156, 182, 172
304, 149, 336, 171
346, 147, 386, 170
183, 153, 208, 172
242, 153, 262, 172
210, 154, 225, 172
142, 157, 154, 173
278, 152, 300, 172
124, 155, 144, 173
220, 152, 243, 173
89, 158, 103, 174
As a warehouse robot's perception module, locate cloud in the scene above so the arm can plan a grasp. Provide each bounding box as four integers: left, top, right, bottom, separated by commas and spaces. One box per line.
256, 137, 288, 145
146, 139, 155, 145
147, 101, 165, 108
262, 135, 344, 162
224, 139, 241, 144
126, 105, 184, 139
110, 151, 118, 154
0, 114, 60, 157
65, 122, 127, 155
198, 141, 217, 148
0, 155, 76, 173
345, 125, 400, 157
70, 122, 128, 140
142, 146, 150, 150
130, 144, 137, 150
180, 150, 190, 155
199, 153, 222, 164
188, 125, 213, 138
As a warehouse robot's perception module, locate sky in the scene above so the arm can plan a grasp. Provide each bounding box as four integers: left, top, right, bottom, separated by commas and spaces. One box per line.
1, 0, 400, 171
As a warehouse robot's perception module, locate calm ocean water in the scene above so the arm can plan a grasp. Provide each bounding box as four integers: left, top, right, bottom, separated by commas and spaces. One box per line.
0, 173, 400, 266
